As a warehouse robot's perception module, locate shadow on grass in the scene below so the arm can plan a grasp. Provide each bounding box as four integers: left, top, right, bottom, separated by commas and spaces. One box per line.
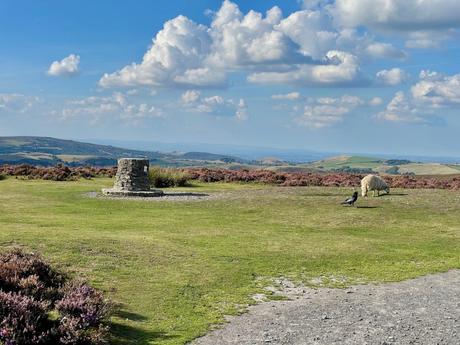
110, 322, 177, 345
110, 307, 178, 345
356, 205, 379, 209
114, 309, 148, 322
364, 193, 408, 197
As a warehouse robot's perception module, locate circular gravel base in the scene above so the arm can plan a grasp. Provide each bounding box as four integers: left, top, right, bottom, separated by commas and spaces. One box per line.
101, 188, 164, 197
85, 191, 213, 202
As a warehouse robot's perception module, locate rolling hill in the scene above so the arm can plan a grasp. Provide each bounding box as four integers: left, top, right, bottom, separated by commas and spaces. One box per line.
0, 136, 246, 167
2, 137, 459, 175
305, 155, 460, 175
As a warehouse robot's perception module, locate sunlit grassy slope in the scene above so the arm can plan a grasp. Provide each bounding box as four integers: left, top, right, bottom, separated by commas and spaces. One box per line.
0, 178, 459, 344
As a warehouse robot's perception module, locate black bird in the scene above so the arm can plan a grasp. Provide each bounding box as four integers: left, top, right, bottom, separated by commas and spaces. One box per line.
341, 191, 358, 206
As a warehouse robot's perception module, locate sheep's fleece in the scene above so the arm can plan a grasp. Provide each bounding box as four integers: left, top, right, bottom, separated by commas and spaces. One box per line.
361, 174, 389, 197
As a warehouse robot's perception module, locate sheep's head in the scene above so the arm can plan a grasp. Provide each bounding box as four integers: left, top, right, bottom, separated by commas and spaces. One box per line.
385, 187, 390, 194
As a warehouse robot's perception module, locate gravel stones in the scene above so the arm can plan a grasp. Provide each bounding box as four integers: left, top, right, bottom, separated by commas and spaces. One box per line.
193, 270, 460, 345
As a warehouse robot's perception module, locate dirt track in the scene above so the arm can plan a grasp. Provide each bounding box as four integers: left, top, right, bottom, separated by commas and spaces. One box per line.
193, 270, 460, 345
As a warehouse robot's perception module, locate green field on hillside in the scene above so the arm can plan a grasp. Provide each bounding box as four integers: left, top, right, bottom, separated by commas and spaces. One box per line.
307, 155, 460, 175
0, 178, 459, 344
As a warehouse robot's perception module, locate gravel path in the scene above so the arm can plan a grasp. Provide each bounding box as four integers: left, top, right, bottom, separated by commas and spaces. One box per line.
193, 270, 460, 345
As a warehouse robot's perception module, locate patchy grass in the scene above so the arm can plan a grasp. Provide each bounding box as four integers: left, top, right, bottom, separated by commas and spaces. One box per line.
0, 178, 459, 345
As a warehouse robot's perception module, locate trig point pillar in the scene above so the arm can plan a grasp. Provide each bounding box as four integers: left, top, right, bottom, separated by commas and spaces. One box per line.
102, 158, 163, 197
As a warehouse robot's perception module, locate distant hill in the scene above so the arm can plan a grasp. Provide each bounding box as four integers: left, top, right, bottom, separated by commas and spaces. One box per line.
306, 155, 460, 175
2, 137, 459, 175
180, 151, 245, 163
0, 136, 246, 167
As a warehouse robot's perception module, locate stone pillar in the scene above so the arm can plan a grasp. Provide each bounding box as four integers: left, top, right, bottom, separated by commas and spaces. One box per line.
114, 158, 150, 191
102, 158, 163, 197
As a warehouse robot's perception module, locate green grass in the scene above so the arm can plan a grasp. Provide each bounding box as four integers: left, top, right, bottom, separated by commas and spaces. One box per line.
307, 155, 460, 175
398, 163, 460, 175
0, 177, 459, 344
311, 155, 383, 170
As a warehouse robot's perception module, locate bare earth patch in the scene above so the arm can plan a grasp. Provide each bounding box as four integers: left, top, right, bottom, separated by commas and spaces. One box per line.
193, 270, 460, 345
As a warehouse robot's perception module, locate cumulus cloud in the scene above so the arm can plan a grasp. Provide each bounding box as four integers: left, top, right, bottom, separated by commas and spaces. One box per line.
365, 43, 407, 60
99, 15, 215, 88
47, 54, 80, 77
376, 68, 408, 86
332, 0, 460, 31
0, 94, 38, 114
206, 2, 306, 66
378, 70, 460, 123
181, 90, 201, 103
377, 91, 423, 123
271, 92, 301, 100
369, 97, 383, 106
332, 0, 460, 48
295, 95, 364, 128
248, 50, 362, 86
180, 90, 247, 120
59, 92, 162, 124
404, 29, 457, 49
99, 1, 406, 89
411, 70, 460, 106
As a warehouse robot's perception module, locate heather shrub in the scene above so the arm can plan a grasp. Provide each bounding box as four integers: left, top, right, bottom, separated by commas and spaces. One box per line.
0, 164, 117, 181
185, 168, 460, 190
0, 291, 53, 344
0, 249, 110, 345
0, 173, 5, 181
149, 167, 190, 188
0, 248, 65, 301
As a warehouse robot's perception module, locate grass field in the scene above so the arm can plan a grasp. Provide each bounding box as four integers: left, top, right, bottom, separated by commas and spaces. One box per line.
398, 163, 460, 175
306, 155, 460, 175
0, 177, 459, 344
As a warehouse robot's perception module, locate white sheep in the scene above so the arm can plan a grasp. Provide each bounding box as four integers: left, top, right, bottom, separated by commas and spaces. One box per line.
361, 174, 390, 197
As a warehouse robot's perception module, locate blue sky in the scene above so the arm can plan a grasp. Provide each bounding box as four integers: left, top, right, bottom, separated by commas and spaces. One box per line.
1, 0, 460, 156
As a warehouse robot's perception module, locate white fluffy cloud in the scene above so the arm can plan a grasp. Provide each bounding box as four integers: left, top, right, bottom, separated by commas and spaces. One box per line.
332, 0, 460, 48
376, 68, 408, 86
333, 0, 460, 30
369, 97, 383, 106
248, 50, 361, 86
59, 92, 162, 124
100, 15, 216, 88
206, 3, 304, 66
47, 54, 80, 77
271, 92, 301, 100
296, 95, 364, 128
0, 94, 38, 114
99, 1, 407, 89
411, 71, 460, 106
181, 90, 201, 103
378, 70, 460, 123
180, 90, 247, 120
377, 91, 422, 123
365, 43, 407, 60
